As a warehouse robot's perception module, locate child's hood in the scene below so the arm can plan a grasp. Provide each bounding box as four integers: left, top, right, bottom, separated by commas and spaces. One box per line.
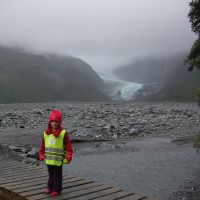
48, 109, 62, 124
46, 109, 63, 137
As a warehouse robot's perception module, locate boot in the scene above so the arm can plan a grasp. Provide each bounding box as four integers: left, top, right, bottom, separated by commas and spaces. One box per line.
51, 191, 60, 197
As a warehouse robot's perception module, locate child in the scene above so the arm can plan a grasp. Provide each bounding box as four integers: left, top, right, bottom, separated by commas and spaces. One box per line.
39, 109, 73, 197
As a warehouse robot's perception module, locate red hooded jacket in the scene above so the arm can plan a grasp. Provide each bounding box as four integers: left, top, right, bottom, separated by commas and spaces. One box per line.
39, 109, 73, 163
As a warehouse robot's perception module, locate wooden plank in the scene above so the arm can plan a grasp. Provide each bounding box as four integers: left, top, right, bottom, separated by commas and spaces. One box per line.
0, 184, 28, 200
0, 168, 46, 176
23, 180, 98, 198
0, 162, 42, 169
0, 162, 30, 169
116, 193, 147, 200
0, 160, 40, 166
56, 185, 112, 200
7, 175, 74, 190
27, 181, 102, 200
0, 161, 158, 200
0, 187, 19, 200
145, 196, 159, 200
3, 174, 74, 189
58, 181, 101, 194
90, 191, 136, 200
1, 173, 72, 188
7, 178, 47, 191
1, 160, 22, 164
0, 160, 23, 166
14, 176, 83, 193
0, 165, 41, 173
0, 165, 30, 173
0, 171, 47, 182
0, 166, 45, 173
0, 173, 48, 184
70, 187, 123, 200
0, 164, 23, 170
0, 162, 43, 169
0, 168, 46, 177
25, 180, 96, 199
0, 160, 35, 166
47, 185, 112, 200
1, 176, 49, 188
0, 168, 46, 178
0, 166, 68, 177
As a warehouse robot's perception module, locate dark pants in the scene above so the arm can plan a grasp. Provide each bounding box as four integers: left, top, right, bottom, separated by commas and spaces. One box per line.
47, 165, 63, 193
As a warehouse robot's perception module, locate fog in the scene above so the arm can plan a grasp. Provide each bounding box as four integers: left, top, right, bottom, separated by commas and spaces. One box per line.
0, 0, 196, 71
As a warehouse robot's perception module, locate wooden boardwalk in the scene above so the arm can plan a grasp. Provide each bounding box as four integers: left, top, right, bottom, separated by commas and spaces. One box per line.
0, 160, 158, 200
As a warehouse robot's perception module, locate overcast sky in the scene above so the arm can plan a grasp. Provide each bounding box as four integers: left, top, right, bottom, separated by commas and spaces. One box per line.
0, 0, 197, 71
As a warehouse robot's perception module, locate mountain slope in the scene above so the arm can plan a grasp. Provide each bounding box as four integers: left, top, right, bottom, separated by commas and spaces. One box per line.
114, 53, 200, 101
0, 47, 109, 103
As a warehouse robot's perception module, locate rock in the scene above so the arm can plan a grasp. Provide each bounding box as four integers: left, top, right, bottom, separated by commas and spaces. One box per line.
115, 145, 121, 150
85, 124, 92, 128
110, 125, 115, 129
96, 114, 105, 118
9, 145, 23, 153
34, 110, 42, 115
0, 102, 199, 140
18, 153, 27, 158
94, 135, 102, 139
129, 128, 137, 135
1, 144, 9, 149
122, 126, 129, 131
97, 123, 106, 127
22, 147, 31, 154
112, 134, 118, 139
1, 120, 7, 125
103, 125, 111, 130
27, 148, 38, 159
95, 143, 101, 148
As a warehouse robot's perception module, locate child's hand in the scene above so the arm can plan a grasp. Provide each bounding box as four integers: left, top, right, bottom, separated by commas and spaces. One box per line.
39, 154, 45, 161
63, 155, 72, 164
63, 159, 69, 164
66, 154, 72, 163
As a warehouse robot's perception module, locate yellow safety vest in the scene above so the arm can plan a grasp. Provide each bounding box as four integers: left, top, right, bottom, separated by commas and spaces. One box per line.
44, 130, 66, 166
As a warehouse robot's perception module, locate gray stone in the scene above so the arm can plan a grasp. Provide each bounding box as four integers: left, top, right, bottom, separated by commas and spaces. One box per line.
112, 134, 118, 139
27, 148, 38, 159
129, 128, 137, 135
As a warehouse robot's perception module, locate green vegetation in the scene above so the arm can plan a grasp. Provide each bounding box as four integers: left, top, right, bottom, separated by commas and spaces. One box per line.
185, 0, 200, 150
185, 0, 200, 71
185, 0, 200, 104
197, 88, 200, 106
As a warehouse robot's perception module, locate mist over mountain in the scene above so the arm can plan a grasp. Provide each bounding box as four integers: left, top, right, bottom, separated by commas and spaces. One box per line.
0, 46, 199, 103
0, 47, 109, 103
114, 52, 200, 101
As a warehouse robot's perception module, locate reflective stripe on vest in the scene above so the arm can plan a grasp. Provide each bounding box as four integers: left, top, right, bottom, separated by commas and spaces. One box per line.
45, 147, 64, 154
44, 130, 66, 166
45, 155, 64, 162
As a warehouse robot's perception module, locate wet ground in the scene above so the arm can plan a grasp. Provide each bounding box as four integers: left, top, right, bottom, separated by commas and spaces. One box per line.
64, 136, 200, 200
1, 129, 200, 200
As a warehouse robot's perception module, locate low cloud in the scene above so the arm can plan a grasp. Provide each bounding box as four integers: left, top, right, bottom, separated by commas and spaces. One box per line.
0, 0, 196, 70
